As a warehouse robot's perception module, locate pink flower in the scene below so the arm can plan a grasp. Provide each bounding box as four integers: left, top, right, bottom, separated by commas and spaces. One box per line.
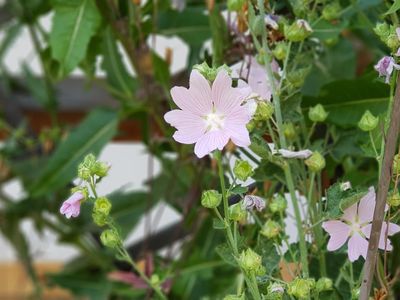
374, 56, 400, 84
60, 192, 84, 219
277, 149, 312, 159
243, 195, 266, 211
164, 70, 252, 158
322, 187, 400, 262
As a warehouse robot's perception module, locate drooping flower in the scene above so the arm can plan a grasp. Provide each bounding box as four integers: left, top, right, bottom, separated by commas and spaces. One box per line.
374, 56, 400, 83
277, 149, 313, 159
322, 187, 400, 262
242, 195, 266, 211
164, 70, 252, 158
231, 56, 281, 101
60, 192, 84, 219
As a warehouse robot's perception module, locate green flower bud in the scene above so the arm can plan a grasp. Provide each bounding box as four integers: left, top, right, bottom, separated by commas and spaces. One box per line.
305, 151, 326, 172
227, 0, 245, 11
93, 161, 110, 178
269, 194, 287, 214
386, 33, 400, 50
193, 62, 231, 82
238, 248, 265, 275
94, 197, 112, 216
287, 278, 315, 299
393, 154, 400, 174
254, 101, 274, 121
201, 190, 222, 209
316, 277, 333, 293
358, 110, 379, 132
284, 19, 313, 42
374, 23, 390, 41
100, 229, 120, 249
272, 42, 288, 61
71, 186, 89, 201
351, 288, 360, 299
150, 274, 160, 286
287, 67, 310, 88
387, 191, 400, 207
251, 16, 265, 36
261, 220, 281, 239
324, 37, 339, 47
77, 154, 96, 180
233, 159, 254, 181
246, 119, 257, 131
322, 2, 341, 21
283, 123, 296, 140
308, 104, 328, 123
266, 282, 285, 300
229, 202, 247, 222
92, 211, 108, 227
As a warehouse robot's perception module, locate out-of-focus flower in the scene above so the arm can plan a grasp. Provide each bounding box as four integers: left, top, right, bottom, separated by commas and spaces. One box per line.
265, 14, 279, 30
164, 70, 251, 158
60, 191, 84, 219
374, 56, 400, 83
322, 187, 400, 262
171, 0, 185, 11
242, 195, 266, 211
277, 149, 313, 159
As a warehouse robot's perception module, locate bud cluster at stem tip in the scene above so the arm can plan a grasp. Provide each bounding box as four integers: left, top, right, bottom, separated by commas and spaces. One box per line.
78, 154, 110, 181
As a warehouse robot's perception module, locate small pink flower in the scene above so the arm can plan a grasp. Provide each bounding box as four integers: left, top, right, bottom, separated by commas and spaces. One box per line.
60, 192, 84, 219
243, 195, 266, 211
164, 70, 252, 158
322, 187, 400, 262
374, 56, 400, 84
277, 149, 312, 159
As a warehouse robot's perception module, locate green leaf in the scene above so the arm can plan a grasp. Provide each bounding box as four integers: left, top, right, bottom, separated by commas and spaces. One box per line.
230, 185, 248, 195
29, 109, 118, 197
312, 19, 348, 40
212, 218, 226, 230
50, 0, 101, 75
215, 243, 238, 267
151, 51, 171, 88
385, 0, 400, 15
208, 5, 229, 65
249, 135, 270, 160
302, 75, 389, 127
255, 237, 280, 274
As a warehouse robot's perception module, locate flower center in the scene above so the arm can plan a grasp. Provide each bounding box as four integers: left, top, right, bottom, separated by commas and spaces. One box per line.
204, 110, 225, 132
350, 222, 361, 234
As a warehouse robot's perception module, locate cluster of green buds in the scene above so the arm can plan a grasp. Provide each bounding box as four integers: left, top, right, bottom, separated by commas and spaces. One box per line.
193, 62, 231, 82
308, 104, 328, 123
233, 159, 254, 181
287, 278, 315, 299
284, 19, 313, 42
269, 194, 287, 214
77, 154, 110, 181
322, 2, 342, 21
100, 228, 121, 249
305, 151, 326, 172
358, 110, 379, 132
261, 220, 281, 239
201, 190, 222, 209
374, 23, 400, 52
253, 101, 275, 122
238, 248, 265, 275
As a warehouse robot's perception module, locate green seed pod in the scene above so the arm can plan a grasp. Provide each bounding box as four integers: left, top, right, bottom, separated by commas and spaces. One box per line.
387, 191, 400, 207
283, 123, 296, 140
284, 19, 313, 42
229, 202, 247, 222
287, 278, 315, 299
316, 277, 333, 292
94, 197, 112, 216
233, 159, 254, 181
238, 248, 264, 275
393, 154, 400, 175
374, 22, 390, 41
93, 161, 110, 178
358, 110, 379, 132
308, 104, 328, 123
287, 67, 310, 88
201, 190, 222, 209
92, 211, 108, 226
261, 220, 281, 239
272, 42, 288, 61
100, 229, 120, 249
305, 151, 326, 172
254, 101, 274, 121
266, 282, 285, 300
322, 2, 341, 21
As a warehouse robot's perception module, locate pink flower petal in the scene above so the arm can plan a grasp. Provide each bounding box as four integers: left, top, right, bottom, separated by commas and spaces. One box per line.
322, 220, 351, 251
194, 130, 230, 158
347, 232, 369, 262
357, 187, 376, 223
342, 203, 357, 223
164, 110, 205, 144
227, 125, 251, 147
363, 222, 400, 251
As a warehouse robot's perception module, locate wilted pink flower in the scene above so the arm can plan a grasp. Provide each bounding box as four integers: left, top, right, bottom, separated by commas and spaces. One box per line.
277, 149, 312, 159
164, 70, 252, 158
243, 195, 266, 211
60, 192, 84, 219
296, 19, 313, 33
374, 56, 400, 83
231, 56, 281, 101
322, 187, 400, 262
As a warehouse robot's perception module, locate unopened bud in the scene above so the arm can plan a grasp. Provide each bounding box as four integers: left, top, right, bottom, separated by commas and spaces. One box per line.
100, 229, 120, 249
266, 282, 285, 300
272, 42, 288, 61
201, 190, 222, 208
287, 278, 315, 299
308, 104, 328, 123
93, 161, 110, 178
358, 110, 378, 131
316, 277, 333, 292
287, 67, 310, 88
386, 33, 400, 50
229, 202, 247, 222
387, 191, 400, 207
374, 23, 390, 40
285, 19, 312, 42
269, 194, 287, 214
94, 197, 112, 216
305, 151, 326, 172
254, 101, 274, 121
261, 220, 281, 239
233, 159, 254, 181
238, 248, 265, 275
193, 62, 231, 82
283, 123, 296, 140
322, 2, 341, 21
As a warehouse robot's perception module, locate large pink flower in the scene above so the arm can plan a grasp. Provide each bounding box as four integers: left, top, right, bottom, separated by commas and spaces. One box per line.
60, 192, 84, 219
164, 70, 252, 158
322, 187, 400, 262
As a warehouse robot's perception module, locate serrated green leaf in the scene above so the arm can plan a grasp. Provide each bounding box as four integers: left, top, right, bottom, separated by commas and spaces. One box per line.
50, 0, 101, 75
249, 135, 270, 159
29, 109, 118, 197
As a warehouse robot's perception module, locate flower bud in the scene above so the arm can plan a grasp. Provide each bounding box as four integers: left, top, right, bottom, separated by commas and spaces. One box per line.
316, 277, 333, 293
393, 154, 400, 174
201, 190, 222, 209
374, 23, 390, 41
287, 278, 315, 299
308, 104, 328, 123
261, 220, 281, 239
193, 62, 231, 82
93, 161, 110, 178
150, 274, 160, 286
92, 211, 108, 226
100, 229, 120, 249
358, 110, 378, 131
266, 282, 285, 300
272, 42, 288, 61
287, 67, 310, 88
269, 194, 287, 214
238, 248, 264, 275
387, 191, 400, 207
227, 0, 245, 11
233, 159, 254, 181
94, 197, 112, 216
283, 123, 296, 140
284, 19, 313, 42
386, 32, 400, 50
251, 16, 265, 36
305, 151, 326, 172
229, 203, 247, 222
322, 2, 341, 21
246, 119, 257, 131
78, 154, 96, 180
254, 101, 274, 121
